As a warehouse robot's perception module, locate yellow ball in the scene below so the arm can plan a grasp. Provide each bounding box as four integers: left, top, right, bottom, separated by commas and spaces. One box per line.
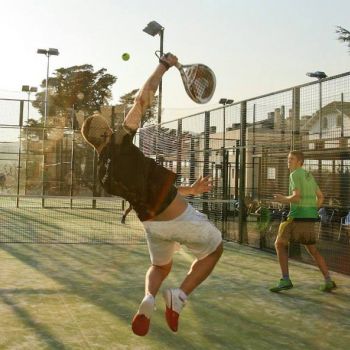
122, 53, 130, 61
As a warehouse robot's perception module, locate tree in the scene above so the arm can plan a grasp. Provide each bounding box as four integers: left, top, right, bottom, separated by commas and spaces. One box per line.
336, 26, 350, 53
25, 118, 44, 141
117, 89, 158, 126
33, 64, 117, 122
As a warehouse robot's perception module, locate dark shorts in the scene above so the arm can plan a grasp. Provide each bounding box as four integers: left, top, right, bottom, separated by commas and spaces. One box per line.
276, 217, 318, 245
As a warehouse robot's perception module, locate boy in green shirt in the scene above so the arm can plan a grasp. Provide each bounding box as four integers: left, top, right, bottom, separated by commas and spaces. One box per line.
270, 151, 336, 292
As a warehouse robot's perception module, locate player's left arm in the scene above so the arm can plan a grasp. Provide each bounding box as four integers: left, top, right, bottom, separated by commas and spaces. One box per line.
178, 175, 212, 196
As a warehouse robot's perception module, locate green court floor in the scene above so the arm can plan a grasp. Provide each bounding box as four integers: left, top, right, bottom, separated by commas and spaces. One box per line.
0, 242, 349, 349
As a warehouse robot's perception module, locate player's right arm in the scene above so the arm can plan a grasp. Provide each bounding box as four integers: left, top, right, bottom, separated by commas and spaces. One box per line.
123, 54, 178, 132
177, 176, 212, 196
274, 189, 301, 204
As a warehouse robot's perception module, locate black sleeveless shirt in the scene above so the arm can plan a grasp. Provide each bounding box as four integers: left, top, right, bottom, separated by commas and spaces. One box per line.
98, 128, 177, 221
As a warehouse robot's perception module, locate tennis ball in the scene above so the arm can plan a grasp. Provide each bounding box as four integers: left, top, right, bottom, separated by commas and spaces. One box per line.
122, 53, 130, 61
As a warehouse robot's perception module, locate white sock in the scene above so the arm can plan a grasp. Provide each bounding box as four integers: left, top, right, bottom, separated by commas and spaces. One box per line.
178, 289, 188, 302
142, 294, 155, 304
138, 294, 155, 318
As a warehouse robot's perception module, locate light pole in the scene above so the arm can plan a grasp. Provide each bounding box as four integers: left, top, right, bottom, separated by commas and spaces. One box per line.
21, 85, 37, 197
219, 98, 234, 228
143, 21, 164, 125
306, 71, 327, 139
37, 48, 59, 206
22, 85, 37, 122
306, 71, 327, 182
219, 98, 234, 149
37, 48, 59, 126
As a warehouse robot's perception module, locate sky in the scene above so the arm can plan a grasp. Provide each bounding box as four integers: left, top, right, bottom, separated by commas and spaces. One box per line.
0, 0, 350, 123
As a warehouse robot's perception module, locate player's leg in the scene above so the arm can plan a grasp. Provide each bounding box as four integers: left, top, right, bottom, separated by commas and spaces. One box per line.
179, 242, 223, 295
132, 261, 172, 336
131, 230, 177, 336
145, 261, 172, 296
270, 219, 293, 292
305, 244, 337, 292
162, 206, 223, 332
125, 203, 133, 216
121, 202, 133, 224
163, 244, 223, 333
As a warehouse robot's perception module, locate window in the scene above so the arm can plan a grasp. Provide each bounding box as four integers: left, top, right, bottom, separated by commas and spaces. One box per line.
336, 114, 342, 128
322, 117, 328, 129
267, 167, 276, 180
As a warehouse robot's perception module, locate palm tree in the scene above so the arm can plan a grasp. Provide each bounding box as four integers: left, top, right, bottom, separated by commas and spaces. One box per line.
336, 26, 350, 53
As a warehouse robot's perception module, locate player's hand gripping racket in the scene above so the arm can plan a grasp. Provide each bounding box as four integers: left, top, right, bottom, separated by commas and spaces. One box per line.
156, 52, 216, 104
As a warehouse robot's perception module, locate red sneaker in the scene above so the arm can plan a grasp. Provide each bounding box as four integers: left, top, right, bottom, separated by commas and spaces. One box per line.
163, 288, 186, 332
131, 295, 155, 336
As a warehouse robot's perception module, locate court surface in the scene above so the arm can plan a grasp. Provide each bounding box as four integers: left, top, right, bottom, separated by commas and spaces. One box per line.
0, 241, 349, 350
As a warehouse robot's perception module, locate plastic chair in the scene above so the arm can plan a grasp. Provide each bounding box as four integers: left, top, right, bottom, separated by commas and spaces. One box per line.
318, 208, 335, 239
338, 211, 350, 242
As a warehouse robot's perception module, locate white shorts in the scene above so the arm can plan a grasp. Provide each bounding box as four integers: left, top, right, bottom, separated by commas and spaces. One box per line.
142, 204, 222, 266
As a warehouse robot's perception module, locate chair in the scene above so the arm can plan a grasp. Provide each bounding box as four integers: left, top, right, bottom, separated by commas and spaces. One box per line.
318, 208, 335, 239
338, 211, 350, 242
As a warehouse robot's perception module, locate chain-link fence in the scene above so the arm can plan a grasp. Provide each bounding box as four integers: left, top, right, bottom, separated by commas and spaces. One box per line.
1, 72, 350, 274
139, 71, 350, 274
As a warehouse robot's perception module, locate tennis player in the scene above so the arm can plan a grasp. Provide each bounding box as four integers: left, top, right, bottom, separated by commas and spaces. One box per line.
81, 53, 223, 336
270, 151, 336, 293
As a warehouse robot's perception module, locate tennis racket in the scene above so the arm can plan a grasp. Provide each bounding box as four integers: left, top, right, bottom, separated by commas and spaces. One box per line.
175, 62, 216, 104
157, 52, 216, 104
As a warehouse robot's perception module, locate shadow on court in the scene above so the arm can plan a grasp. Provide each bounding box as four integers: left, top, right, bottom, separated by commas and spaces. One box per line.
0, 242, 349, 349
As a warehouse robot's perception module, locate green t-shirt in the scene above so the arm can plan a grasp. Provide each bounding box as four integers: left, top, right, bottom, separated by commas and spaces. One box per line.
289, 167, 319, 219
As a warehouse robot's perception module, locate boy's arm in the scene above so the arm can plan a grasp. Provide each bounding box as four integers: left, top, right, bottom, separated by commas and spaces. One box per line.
274, 189, 301, 204
316, 188, 324, 208
274, 171, 301, 204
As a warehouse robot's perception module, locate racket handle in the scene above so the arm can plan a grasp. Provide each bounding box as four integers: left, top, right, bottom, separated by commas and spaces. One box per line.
159, 59, 170, 70
175, 62, 182, 69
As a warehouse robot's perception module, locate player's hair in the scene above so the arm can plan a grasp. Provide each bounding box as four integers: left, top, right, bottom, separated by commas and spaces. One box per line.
289, 150, 304, 165
81, 115, 111, 150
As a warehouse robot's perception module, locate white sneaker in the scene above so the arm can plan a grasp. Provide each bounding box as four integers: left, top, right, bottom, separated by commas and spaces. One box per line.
162, 288, 186, 332
131, 294, 155, 336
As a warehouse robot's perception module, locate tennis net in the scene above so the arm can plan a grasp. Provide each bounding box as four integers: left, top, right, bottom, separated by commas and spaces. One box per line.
0, 195, 145, 244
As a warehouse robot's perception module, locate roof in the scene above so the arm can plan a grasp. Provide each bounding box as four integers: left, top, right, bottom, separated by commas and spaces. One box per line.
302, 101, 350, 129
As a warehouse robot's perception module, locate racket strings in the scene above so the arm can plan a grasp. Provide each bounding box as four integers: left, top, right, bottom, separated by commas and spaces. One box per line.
180, 63, 216, 104
187, 68, 215, 100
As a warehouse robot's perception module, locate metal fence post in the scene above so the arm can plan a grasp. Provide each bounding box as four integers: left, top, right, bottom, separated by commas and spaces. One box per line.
291, 87, 300, 150
16, 101, 24, 207
239, 101, 247, 243
189, 134, 196, 184
234, 140, 239, 200
176, 119, 182, 187
203, 111, 210, 214
222, 148, 229, 234
290, 87, 302, 257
